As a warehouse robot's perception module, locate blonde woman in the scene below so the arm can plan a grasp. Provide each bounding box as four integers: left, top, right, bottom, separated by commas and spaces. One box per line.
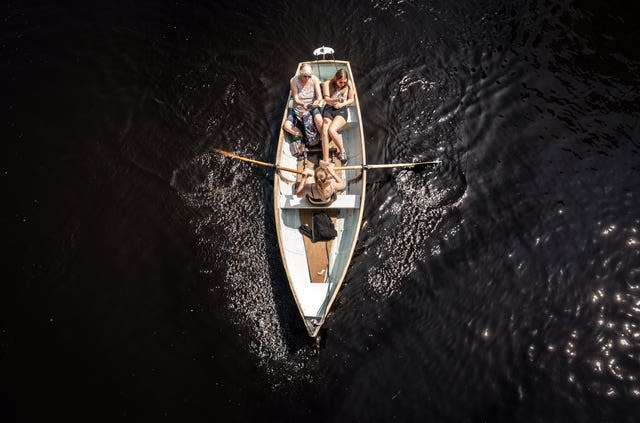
283, 63, 323, 146
320, 68, 354, 164
296, 163, 346, 206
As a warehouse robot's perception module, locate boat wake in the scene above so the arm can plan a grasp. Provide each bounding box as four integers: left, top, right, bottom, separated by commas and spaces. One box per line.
172, 152, 321, 385
361, 70, 468, 298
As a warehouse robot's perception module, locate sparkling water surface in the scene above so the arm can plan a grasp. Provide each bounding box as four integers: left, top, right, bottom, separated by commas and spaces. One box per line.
4, 0, 640, 421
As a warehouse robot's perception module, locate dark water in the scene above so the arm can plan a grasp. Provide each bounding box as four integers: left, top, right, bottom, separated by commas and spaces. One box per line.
4, 0, 640, 421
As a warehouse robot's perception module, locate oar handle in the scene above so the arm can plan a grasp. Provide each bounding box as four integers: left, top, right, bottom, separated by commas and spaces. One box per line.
334, 165, 363, 171
276, 166, 306, 176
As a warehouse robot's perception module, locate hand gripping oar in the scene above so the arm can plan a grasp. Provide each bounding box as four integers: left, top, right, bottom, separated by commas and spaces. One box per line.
336, 160, 441, 171
213, 148, 306, 175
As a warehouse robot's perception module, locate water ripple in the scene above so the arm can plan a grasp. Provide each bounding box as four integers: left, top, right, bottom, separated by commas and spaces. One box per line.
172, 152, 319, 384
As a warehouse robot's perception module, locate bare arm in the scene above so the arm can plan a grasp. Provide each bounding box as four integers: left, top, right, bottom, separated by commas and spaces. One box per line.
322, 81, 336, 106
311, 76, 322, 107
326, 165, 346, 191
290, 78, 304, 108
334, 81, 355, 109
345, 81, 355, 104
296, 169, 315, 197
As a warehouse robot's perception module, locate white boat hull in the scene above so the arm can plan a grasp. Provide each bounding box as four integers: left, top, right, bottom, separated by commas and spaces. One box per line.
274, 59, 367, 336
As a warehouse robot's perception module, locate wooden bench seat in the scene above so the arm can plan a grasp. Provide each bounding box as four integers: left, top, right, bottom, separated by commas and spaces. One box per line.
344, 106, 358, 126
280, 194, 361, 209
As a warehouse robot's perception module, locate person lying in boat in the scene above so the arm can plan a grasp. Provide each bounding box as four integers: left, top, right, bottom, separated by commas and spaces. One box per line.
283, 63, 323, 147
321, 68, 354, 165
295, 162, 346, 206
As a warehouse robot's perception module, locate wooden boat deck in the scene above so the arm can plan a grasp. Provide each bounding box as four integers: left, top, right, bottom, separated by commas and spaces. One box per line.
296, 155, 341, 283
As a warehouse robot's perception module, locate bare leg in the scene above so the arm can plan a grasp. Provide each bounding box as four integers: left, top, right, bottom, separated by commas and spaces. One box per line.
308, 113, 323, 146
284, 121, 303, 137
328, 115, 347, 153
321, 117, 332, 162
314, 113, 323, 134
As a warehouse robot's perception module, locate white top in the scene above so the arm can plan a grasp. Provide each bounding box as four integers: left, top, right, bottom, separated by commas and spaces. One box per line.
292, 75, 320, 117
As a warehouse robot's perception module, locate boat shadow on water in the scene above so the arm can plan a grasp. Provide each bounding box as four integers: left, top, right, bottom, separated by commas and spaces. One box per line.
262, 98, 327, 352
260, 167, 323, 352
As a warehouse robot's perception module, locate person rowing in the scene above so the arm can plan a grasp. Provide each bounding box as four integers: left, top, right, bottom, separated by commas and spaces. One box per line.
295, 162, 346, 205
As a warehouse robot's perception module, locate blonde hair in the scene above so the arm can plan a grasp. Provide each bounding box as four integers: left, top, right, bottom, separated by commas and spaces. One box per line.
329, 69, 349, 94
314, 168, 332, 200
299, 63, 313, 77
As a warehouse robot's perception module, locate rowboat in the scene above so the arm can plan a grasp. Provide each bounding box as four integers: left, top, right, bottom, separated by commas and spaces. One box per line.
213, 49, 439, 335
273, 47, 367, 337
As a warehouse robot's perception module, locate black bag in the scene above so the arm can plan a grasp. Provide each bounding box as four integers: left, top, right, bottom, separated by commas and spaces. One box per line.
312, 211, 337, 241
298, 223, 313, 239
298, 211, 337, 242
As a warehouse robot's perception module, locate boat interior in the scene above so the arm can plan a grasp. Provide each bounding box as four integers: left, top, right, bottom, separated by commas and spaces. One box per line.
277, 61, 364, 319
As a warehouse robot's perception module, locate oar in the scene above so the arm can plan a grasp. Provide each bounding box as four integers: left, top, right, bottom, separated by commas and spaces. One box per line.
213, 148, 440, 174
213, 148, 305, 175
336, 160, 441, 171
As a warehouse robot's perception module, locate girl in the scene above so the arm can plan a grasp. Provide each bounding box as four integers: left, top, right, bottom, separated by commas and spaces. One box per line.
296, 162, 346, 206
321, 69, 354, 164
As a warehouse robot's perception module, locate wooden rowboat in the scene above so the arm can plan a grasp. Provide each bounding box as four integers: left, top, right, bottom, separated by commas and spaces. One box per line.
274, 48, 367, 337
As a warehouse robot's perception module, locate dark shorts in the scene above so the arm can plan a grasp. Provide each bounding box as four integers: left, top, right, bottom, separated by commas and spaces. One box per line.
322, 105, 348, 120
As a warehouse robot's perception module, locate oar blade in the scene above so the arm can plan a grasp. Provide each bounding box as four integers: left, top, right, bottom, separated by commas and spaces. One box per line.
212, 148, 276, 169
212, 148, 234, 158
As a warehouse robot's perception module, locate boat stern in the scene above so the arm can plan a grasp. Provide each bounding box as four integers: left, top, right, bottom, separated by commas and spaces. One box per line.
304, 316, 324, 337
